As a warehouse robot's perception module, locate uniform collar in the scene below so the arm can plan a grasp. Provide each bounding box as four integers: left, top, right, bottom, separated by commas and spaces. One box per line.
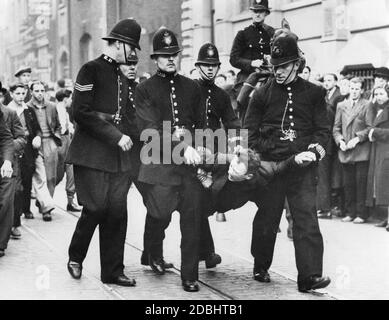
156, 69, 178, 79
198, 78, 215, 88
101, 54, 118, 66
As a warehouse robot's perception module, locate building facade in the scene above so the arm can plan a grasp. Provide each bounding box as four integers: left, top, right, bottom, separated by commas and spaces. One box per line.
181, 0, 389, 78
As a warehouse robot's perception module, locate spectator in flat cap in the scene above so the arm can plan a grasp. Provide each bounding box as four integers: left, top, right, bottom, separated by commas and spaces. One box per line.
14, 67, 32, 103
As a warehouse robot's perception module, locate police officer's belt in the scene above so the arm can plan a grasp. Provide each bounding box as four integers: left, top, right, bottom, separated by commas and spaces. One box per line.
95, 111, 117, 123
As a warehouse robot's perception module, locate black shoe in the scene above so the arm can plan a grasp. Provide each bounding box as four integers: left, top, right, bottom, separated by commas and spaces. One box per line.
298, 275, 331, 292
43, 212, 52, 222
141, 252, 174, 269
0, 249, 4, 258
253, 268, 271, 283
182, 280, 200, 292
10, 227, 22, 240
317, 211, 332, 219
149, 255, 166, 275
375, 220, 388, 228
24, 212, 34, 219
203, 253, 222, 269
386, 225, 389, 232
103, 274, 136, 287
67, 203, 82, 212
67, 261, 82, 279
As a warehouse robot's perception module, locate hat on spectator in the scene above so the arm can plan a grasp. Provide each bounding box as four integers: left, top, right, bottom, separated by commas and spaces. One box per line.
195, 43, 221, 66
374, 67, 389, 80
270, 34, 300, 67
15, 66, 32, 78
151, 27, 181, 57
103, 18, 142, 50
250, 0, 271, 13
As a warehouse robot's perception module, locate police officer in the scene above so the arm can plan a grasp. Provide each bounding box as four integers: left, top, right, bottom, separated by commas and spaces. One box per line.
135, 27, 203, 292
244, 34, 332, 292
119, 50, 175, 272
194, 43, 241, 268
230, 0, 275, 92
66, 19, 142, 287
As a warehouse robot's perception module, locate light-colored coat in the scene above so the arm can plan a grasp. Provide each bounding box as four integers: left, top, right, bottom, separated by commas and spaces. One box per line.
333, 98, 371, 164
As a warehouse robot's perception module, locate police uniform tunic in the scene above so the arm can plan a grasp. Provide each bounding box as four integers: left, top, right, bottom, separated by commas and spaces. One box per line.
136, 72, 203, 282
67, 54, 139, 282
230, 23, 275, 86
244, 77, 331, 284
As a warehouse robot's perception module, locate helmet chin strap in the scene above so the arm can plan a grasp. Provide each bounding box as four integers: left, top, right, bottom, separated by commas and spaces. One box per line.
198, 65, 219, 82
278, 61, 298, 85
122, 43, 129, 65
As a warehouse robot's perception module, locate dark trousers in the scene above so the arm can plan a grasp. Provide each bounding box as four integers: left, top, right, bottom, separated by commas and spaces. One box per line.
342, 162, 369, 219
251, 166, 324, 283
316, 154, 332, 212
146, 177, 203, 281
20, 156, 35, 214
199, 216, 215, 259
0, 177, 16, 250
68, 166, 132, 281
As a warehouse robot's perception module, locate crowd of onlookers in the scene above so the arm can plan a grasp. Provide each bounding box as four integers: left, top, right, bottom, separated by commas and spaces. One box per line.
0, 67, 83, 258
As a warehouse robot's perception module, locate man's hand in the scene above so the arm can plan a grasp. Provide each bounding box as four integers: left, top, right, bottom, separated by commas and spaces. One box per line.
339, 140, 348, 152
295, 151, 317, 167
251, 59, 264, 69
184, 146, 201, 166
347, 137, 360, 150
32, 136, 42, 150
118, 135, 133, 152
1, 160, 13, 178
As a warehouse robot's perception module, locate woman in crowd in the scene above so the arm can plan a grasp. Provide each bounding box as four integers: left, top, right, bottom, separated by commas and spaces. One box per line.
365, 85, 389, 232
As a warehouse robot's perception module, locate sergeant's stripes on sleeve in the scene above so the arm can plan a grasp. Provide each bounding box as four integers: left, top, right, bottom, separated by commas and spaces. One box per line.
75, 83, 94, 92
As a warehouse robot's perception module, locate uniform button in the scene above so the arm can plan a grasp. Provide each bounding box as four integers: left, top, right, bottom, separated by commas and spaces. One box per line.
208, 90, 211, 93
249, 45, 253, 48
289, 101, 293, 104
173, 95, 177, 99
289, 116, 293, 120
208, 110, 211, 113
130, 98, 134, 102
287, 87, 291, 91
170, 80, 174, 84
291, 123, 295, 127
175, 118, 179, 122
174, 102, 178, 107
175, 110, 178, 114
172, 87, 176, 92
289, 108, 294, 112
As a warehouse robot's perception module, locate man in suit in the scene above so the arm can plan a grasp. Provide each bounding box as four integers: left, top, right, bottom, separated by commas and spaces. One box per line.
230, 0, 275, 94
317, 73, 341, 219
333, 77, 370, 224
28, 81, 61, 222
1, 99, 26, 241
244, 34, 331, 292
66, 19, 142, 287
135, 27, 204, 292
8, 83, 41, 221
0, 88, 15, 258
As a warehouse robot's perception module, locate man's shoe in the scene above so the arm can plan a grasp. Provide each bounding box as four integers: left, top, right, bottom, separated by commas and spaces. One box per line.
353, 217, 365, 224
253, 269, 271, 283
298, 275, 331, 292
67, 203, 82, 212
43, 210, 53, 222
375, 220, 388, 228
141, 252, 174, 269
149, 256, 166, 275
317, 211, 332, 219
342, 216, 354, 223
331, 207, 343, 217
67, 261, 82, 279
104, 274, 136, 287
203, 253, 222, 269
182, 280, 200, 292
0, 249, 4, 258
386, 225, 389, 232
11, 227, 22, 240
24, 212, 34, 219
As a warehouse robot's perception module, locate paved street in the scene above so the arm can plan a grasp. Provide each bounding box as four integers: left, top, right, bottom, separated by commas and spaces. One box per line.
1, 181, 388, 300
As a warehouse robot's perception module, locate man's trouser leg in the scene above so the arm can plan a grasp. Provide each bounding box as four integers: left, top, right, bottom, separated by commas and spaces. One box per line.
0, 177, 16, 250
21, 156, 35, 214
33, 154, 55, 213
42, 138, 59, 197
178, 177, 203, 281
286, 167, 324, 283
69, 166, 131, 281
251, 175, 287, 271
316, 155, 331, 212
199, 216, 215, 259
13, 172, 23, 228
65, 164, 76, 205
